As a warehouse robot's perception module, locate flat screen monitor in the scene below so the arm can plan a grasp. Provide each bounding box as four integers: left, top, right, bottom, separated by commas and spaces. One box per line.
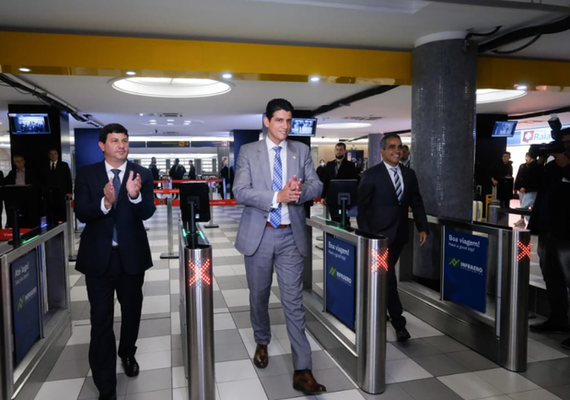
179, 182, 211, 225
491, 121, 517, 138
326, 179, 358, 221
289, 118, 317, 137
8, 113, 51, 135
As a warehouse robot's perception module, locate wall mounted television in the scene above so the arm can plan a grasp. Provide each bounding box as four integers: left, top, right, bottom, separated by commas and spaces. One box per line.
289, 118, 317, 137
491, 121, 517, 138
8, 113, 51, 135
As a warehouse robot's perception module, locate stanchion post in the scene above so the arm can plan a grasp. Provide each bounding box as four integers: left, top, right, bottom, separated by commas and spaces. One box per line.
183, 234, 215, 399
204, 181, 218, 229
160, 197, 179, 259
356, 234, 388, 394
65, 199, 77, 261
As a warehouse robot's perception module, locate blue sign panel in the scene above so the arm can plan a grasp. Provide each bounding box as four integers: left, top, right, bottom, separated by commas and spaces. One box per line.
443, 230, 489, 313
325, 234, 356, 330
11, 249, 41, 365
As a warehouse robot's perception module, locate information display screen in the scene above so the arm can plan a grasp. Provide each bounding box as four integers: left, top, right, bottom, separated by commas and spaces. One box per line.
325, 234, 356, 330
10, 249, 41, 365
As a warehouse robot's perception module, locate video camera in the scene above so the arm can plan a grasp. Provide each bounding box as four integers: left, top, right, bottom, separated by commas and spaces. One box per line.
529, 115, 567, 158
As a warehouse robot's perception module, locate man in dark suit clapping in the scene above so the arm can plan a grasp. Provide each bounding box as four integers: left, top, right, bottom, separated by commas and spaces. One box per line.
74, 123, 156, 400
357, 134, 429, 342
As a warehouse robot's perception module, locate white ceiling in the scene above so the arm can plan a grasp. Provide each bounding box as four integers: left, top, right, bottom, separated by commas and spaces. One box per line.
1, 0, 570, 142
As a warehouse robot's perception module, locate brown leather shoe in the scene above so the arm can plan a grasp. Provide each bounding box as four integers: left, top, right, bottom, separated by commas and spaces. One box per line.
253, 344, 268, 369
293, 369, 327, 394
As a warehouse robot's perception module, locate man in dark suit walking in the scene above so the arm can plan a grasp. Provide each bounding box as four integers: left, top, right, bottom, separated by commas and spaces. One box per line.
321, 142, 358, 224
74, 123, 156, 400
233, 98, 326, 395
41, 148, 73, 223
357, 134, 429, 342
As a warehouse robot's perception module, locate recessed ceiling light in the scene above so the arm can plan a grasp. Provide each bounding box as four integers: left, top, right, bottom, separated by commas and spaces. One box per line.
167, 123, 174, 126
149, 119, 157, 123
515, 85, 527, 91
19, 67, 31, 72
150, 122, 157, 125
318, 122, 371, 129
310, 76, 320, 82
139, 113, 144, 117
222, 73, 232, 79
111, 77, 232, 98
184, 120, 192, 124
126, 71, 137, 76
476, 89, 527, 104
167, 119, 175, 122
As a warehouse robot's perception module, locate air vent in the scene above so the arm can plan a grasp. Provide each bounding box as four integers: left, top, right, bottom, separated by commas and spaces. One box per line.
343, 116, 383, 121
160, 113, 183, 118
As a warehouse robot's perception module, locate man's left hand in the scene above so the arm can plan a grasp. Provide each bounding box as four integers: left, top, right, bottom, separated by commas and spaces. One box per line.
552, 152, 570, 168
126, 171, 142, 198
419, 231, 428, 246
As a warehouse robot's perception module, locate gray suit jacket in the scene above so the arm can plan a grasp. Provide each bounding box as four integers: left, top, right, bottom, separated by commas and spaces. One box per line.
233, 139, 322, 257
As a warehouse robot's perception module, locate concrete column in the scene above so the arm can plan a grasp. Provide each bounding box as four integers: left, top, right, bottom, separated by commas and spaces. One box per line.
411, 32, 477, 280
367, 133, 383, 169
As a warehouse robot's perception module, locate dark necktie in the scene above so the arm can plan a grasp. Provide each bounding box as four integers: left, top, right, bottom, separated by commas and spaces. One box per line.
391, 167, 403, 202
269, 146, 282, 228
335, 161, 341, 177
51, 162, 55, 171
111, 169, 121, 243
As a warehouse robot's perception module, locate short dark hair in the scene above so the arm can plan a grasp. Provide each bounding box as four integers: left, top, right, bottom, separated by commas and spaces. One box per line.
48, 147, 58, 153
13, 154, 24, 161
402, 145, 410, 151
335, 142, 346, 150
99, 123, 128, 143
380, 134, 402, 150
265, 98, 294, 121
503, 151, 511, 156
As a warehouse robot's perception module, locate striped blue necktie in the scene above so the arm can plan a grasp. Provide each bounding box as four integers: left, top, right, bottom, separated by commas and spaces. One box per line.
112, 169, 121, 243
269, 146, 282, 228
391, 167, 402, 202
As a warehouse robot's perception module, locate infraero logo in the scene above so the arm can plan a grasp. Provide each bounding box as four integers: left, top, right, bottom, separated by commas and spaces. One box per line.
449, 258, 461, 267
328, 265, 352, 285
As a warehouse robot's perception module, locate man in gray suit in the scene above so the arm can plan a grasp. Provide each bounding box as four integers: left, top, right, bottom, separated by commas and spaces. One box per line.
233, 99, 326, 395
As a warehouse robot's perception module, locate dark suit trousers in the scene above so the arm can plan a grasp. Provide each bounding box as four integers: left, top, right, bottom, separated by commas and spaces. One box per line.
85, 248, 145, 395
538, 231, 570, 325
387, 241, 407, 330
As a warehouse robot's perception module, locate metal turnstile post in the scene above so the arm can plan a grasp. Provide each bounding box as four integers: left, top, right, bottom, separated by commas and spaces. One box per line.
65, 199, 77, 261
160, 197, 179, 259
180, 230, 215, 400
204, 182, 218, 229
356, 234, 388, 394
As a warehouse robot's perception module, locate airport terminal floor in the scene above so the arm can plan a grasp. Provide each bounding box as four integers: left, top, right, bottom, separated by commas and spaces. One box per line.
31, 203, 570, 400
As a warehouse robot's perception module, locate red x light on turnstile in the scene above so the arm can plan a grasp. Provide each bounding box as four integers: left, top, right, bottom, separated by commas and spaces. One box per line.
517, 241, 531, 262
188, 259, 212, 286
371, 248, 389, 273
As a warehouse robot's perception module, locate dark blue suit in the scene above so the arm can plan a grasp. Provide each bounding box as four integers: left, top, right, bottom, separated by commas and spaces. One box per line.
75, 161, 155, 396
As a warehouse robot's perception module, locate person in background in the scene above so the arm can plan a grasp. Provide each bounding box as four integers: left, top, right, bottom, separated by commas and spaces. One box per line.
233, 98, 326, 395
401, 145, 411, 168
74, 123, 156, 400
40, 148, 73, 223
169, 158, 185, 199
514, 151, 539, 226
357, 134, 429, 342
148, 157, 160, 197
188, 160, 197, 180
491, 151, 514, 208
316, 159, 326, 182
5, 154, 40, 228
219, 158, 234, 199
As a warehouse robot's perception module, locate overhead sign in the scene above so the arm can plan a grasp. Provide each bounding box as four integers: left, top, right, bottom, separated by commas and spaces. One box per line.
507, 125, 569, 146
325, 234, 356, 330
191, 141, 230, 148
147, 141, 190, 148
11, 249, 41, 365
443, 230, 489, 313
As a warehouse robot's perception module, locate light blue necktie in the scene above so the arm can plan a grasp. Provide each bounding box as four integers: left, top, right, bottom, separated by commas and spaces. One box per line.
111, 169, 121, 243
269, 146, 283, 228
391, 167, 402, 202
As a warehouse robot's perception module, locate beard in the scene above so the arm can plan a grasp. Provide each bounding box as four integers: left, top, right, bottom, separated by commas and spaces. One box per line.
335, 154, 344, 160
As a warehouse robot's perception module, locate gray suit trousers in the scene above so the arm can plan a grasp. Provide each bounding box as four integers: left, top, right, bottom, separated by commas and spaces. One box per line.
244, 226, 312, 370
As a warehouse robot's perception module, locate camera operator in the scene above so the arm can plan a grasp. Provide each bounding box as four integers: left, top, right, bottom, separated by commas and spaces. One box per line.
528, 127, 570, 349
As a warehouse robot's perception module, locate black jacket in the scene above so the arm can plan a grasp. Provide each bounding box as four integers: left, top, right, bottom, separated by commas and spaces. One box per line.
514, 160, 539, 192
41, 161, 73, 197
321, 158, 358, 199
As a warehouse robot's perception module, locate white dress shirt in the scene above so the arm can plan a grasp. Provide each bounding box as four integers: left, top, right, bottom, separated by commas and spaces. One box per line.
266, 136, 291, 225
383, 161, 404, 198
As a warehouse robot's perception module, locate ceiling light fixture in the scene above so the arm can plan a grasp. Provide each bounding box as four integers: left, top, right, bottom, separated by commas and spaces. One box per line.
126, 71, 137, 76
112, 77, 232, 98
19, 67, 31, 72
139, 113, 144, 117
167, 119, 175, 122
318, 122, 372, 129
222, 73, 233, 79
515, 84, 528, 91
476, 89, 527, 104
150, 122, 157, 125
310, 76, 320, 82
149, 119, 157, 123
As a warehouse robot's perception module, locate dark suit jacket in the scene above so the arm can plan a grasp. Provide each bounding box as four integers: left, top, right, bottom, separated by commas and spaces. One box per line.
74, 161, 156, 277
5, 168, 39, 186
357, 162, 429, 246
41, 161, 73, 197
188, 165, 196, 180
321, 158, 358, 199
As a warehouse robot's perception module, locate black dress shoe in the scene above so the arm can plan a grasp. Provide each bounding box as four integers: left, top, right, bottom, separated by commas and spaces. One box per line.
253, 344, 268, 369
396, 327, 411, 342
121, 356, 140, 377
293, 369, 326, 394
530, 320, 570, 333
99, 393, 117, 400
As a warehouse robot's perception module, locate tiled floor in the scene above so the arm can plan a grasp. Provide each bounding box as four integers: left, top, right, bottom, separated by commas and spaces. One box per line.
32, 203, 570, 400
